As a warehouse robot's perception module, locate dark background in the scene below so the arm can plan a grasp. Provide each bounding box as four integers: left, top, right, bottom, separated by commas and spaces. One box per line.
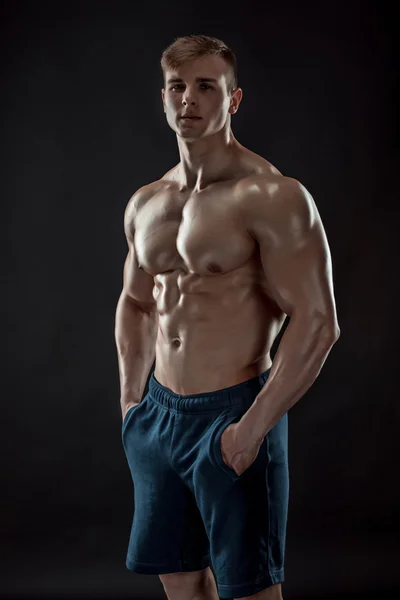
2, 0, 398, 598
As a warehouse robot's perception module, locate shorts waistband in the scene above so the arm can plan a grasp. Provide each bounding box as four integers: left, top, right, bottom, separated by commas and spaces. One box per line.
148, 368, 272, 413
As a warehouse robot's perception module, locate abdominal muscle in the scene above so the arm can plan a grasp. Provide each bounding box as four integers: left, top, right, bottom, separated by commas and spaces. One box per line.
153, 269, 284, 395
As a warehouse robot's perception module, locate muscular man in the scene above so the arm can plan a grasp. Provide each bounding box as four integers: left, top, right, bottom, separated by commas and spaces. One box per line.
115, 35, 340, 600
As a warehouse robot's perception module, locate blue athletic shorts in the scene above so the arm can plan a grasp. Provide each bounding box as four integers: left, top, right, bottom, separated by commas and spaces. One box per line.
121, 367, 289, 599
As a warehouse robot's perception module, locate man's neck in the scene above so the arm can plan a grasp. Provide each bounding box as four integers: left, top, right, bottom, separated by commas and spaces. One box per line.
176, 128, 241, 193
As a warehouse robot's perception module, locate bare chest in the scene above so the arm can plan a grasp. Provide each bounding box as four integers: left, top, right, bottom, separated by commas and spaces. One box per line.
133, 185, 257, 278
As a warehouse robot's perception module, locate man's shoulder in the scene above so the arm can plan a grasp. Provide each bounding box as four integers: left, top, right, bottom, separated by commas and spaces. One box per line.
234, 173, 317, 236
125, 177, 171, 218
235, 172, 305, 205
232, 147, 294, 199
236, 173, 321, 257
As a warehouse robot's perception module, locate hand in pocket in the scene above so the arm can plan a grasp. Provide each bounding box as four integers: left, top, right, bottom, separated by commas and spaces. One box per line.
122, 401, 141, 424
220, 422, 263, 476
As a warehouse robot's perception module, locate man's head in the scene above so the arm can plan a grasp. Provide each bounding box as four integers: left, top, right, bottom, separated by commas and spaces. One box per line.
160, 35, 242, 140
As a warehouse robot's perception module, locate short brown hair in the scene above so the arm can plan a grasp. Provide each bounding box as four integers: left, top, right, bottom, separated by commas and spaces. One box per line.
161, 34, 238, 93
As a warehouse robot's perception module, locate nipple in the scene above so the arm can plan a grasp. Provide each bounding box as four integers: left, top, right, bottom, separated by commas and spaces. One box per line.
172, 338, 181, 348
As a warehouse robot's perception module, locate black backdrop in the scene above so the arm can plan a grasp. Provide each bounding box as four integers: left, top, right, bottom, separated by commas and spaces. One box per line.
2, 1, 398, 598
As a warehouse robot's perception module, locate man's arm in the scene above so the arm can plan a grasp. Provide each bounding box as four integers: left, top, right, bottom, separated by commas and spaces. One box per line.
238, 176, 340, 441
115, 186, 159, 421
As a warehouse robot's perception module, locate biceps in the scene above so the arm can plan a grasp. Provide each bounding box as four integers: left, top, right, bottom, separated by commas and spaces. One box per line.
123, 249, 156, 310
260, 222, 336, 319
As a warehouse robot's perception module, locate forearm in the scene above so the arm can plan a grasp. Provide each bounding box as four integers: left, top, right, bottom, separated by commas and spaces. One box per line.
240, 314, 340, 441
114, 293, 158, 407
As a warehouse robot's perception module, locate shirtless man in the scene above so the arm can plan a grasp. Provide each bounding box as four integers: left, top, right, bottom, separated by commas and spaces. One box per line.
115, 35, 340, 600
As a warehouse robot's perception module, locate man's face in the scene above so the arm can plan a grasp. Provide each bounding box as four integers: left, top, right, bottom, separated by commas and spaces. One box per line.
161, 55, 239, 140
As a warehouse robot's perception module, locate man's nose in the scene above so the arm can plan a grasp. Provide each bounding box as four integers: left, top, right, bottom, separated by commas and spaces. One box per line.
182, 91, 197, 105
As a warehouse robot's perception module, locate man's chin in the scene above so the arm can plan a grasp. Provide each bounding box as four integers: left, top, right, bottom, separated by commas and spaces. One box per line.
177, 130, 205, 140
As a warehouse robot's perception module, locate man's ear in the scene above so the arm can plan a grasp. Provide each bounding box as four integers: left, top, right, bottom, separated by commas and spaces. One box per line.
230, 87, 243, 114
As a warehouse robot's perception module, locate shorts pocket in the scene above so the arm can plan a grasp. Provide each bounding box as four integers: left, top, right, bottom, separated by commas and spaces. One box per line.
211, 412, 242, 481
121, 395, 147, 434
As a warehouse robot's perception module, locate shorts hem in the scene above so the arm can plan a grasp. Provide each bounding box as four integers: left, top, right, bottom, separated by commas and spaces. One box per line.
216, 568, 284, 599
126, 553, 211, 574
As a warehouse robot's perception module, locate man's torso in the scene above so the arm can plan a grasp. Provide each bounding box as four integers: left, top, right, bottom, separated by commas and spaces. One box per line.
130, 147, 287, 394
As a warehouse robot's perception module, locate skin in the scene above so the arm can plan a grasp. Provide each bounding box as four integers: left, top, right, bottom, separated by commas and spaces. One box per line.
156, 56, 286, 393
119, 54, 340, 600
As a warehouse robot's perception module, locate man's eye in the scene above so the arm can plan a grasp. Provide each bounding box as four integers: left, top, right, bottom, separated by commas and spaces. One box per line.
170, 84, 212, 91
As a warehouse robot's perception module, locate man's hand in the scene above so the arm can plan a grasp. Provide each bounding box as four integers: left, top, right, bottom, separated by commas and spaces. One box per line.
121, 400, 140, 423
220, 422, 264, 476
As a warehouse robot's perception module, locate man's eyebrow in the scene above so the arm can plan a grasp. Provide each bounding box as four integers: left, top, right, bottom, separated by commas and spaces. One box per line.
166, 77, 218, 84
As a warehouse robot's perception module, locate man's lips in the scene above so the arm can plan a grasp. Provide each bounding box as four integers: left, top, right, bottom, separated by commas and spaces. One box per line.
181, 115, 201, 119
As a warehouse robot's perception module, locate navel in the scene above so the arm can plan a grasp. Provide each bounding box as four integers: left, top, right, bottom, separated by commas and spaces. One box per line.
206, 262, 222, 274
